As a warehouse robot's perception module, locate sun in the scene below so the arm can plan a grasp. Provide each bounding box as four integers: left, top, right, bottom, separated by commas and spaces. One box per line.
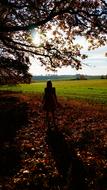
31, 29, 42, 46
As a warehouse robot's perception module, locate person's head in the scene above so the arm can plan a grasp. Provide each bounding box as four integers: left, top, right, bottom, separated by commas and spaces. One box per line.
47, 80, 52, 88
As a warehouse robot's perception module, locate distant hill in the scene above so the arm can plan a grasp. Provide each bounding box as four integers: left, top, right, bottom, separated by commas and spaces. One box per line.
32, 74, 102, 81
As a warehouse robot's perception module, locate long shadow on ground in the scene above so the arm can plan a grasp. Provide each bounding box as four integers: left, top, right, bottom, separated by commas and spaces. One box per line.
47, 126, 88, 190
0, 93, 28, 176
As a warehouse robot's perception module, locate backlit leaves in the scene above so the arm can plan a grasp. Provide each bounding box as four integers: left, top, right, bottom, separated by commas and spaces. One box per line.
0, 0, 107, 76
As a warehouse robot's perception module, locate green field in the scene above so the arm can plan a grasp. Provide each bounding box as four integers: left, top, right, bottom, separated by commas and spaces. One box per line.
0, 79, 107, 104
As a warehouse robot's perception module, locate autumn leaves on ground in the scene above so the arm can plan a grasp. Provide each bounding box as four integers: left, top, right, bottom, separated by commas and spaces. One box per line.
0, 91, 107, 190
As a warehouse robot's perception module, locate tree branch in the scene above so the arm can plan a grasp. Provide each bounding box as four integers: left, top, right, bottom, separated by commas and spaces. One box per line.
101, 0, 107, 6
0, 7, 82, 32
2, 37, 51, 58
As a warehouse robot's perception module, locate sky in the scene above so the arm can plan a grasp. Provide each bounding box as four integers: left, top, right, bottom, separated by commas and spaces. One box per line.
29, 36, 107, 76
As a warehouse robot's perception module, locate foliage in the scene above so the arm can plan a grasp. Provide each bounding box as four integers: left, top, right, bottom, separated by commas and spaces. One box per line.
0, 53, 32, 84
0, 0, 107, 81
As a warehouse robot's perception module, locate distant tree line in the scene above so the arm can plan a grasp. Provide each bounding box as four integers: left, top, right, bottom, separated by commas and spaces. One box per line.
32, 74, 104, 82
100, 75, 107, 79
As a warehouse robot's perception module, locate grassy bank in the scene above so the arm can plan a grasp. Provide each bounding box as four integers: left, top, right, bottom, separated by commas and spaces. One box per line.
0, 79, 107, 104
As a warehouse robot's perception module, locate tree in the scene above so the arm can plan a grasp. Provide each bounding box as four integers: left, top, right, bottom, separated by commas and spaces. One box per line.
0, 0, 107, 83
0, 53, 32, 84
101, 75, 105, 79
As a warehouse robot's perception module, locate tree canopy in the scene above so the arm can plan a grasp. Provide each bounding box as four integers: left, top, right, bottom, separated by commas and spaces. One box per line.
0, 0, 107, 83
0, 53, 31, 84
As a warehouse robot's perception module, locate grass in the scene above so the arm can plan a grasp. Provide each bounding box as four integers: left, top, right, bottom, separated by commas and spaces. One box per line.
0, 79, 107, 104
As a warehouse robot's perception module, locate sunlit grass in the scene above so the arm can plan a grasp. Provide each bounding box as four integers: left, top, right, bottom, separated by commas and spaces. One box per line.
0, 79, 107, 104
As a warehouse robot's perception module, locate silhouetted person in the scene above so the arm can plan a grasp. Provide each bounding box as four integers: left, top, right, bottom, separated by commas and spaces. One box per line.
43, 80, 57, 126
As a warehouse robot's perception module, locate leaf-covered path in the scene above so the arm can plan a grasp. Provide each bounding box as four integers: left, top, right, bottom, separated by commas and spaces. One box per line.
0, 92, 107, 190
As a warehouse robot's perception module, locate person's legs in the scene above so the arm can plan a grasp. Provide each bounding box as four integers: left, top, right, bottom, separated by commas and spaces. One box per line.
46, 110, 56, 127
